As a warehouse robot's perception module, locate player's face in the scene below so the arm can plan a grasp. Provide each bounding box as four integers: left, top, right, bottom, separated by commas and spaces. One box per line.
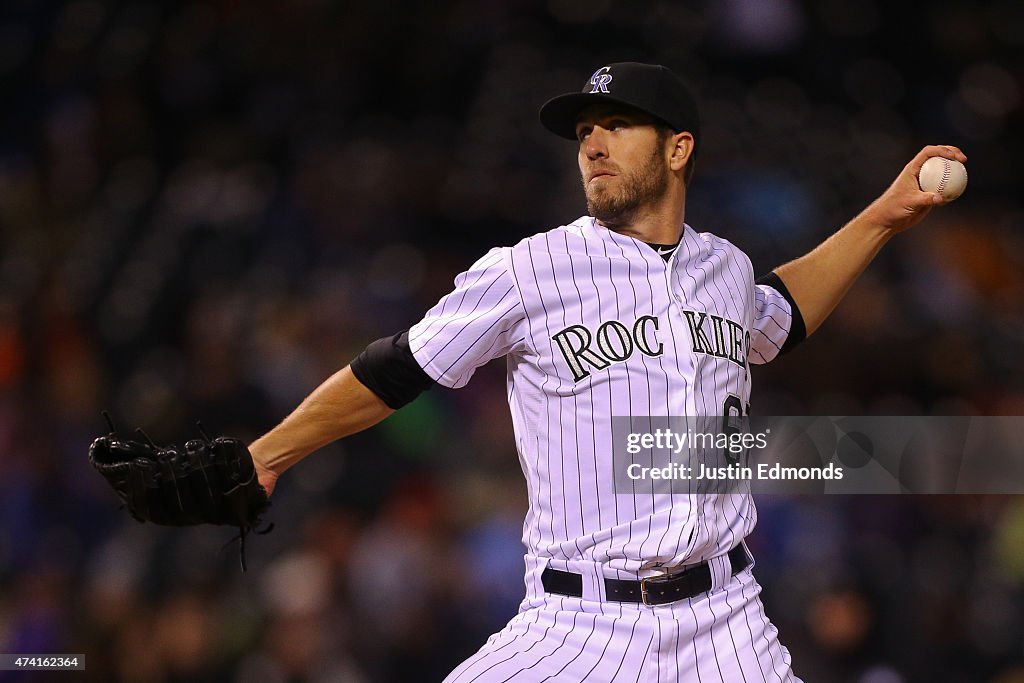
576, 107, 671, 226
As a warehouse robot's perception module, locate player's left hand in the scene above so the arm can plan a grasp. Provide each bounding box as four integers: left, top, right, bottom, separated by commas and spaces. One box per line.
253, 457, 279, 497
89, 417, 273, 570
862, 144, 967, 235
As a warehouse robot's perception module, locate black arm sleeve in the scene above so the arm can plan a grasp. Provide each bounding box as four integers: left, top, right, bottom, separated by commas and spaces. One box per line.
350, 330, 436, 409
755, 271, 807, 354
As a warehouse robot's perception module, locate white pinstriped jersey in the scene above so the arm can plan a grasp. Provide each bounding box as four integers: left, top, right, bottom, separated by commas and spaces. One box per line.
409, 216, 793, 575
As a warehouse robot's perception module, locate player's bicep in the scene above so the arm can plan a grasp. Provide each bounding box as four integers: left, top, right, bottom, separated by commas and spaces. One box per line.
408, 247, 526, 388
749, 272, 806, 365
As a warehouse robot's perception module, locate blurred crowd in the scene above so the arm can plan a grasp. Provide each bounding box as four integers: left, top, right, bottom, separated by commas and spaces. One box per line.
1, 0, 1023, 681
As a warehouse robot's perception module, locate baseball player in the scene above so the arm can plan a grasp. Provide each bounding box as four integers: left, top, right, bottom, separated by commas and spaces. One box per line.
249, 62, 966, 681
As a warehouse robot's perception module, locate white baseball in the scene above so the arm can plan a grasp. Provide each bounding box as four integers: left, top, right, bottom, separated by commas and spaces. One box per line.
918, 156, 967, 200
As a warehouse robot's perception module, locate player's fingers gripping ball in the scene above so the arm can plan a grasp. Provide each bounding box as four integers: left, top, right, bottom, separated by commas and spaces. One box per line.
88, 416, 272, 569
918, 156, 968, 200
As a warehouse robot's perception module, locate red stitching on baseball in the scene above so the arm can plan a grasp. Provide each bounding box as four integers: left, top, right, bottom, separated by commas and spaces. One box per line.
938, 160, 950, 194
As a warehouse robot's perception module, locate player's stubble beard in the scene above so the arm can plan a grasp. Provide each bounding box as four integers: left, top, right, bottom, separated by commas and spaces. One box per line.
583, 140, 670, 229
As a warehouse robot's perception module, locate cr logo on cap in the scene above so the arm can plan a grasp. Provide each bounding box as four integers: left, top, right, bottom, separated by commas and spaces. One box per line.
589, 66, 613, 94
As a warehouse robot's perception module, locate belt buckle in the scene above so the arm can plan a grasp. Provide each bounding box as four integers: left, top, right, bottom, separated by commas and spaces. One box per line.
639, 575, 653, 606
639, 572, 667, 606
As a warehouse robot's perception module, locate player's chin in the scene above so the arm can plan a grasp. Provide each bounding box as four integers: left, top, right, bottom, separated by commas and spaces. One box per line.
588, 201, 631, 225
585, 184, 614, 206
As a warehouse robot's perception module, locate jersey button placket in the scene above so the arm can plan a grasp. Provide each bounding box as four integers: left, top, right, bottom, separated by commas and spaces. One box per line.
665, 253, 696, 415
666, 252, 686, 310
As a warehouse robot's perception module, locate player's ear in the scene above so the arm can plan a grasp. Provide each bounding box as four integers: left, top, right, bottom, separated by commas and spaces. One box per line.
668, 132, 694, 172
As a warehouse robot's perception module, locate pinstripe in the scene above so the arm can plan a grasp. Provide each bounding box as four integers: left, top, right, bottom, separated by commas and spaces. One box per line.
753, 331, 783, 352
759, 304, 791, 321
735, 573, 772, 683
562, 230, 594, 555
495, 610, 579, 682
611, 609, 645, 682
751, 581, 789, 682
628, 236, 663, 564
573, 612, 623, 682
533, 611, 600, 682
581, 234, 608, 539
684, 599, 705, 683
751, 287, 793, 362
447, 612, 543, 683
635, 628, 656, 683
654, 244, 680, 560
417, 280, 514, 353
704, 238, 758, 562
449, 636, 528, 682
594, 237, 615, 549
440, 310, 525, 381
527, 235, 559, 555
463, 331, 527, 385
716, 574, 751, 682
475, 633, 555, 680
415, 249, 505, 341
755, 314, 787, 334
544, 233, 587, 559
604, 232, 641, 564
436, 297, 520, 374
696, 244, 736, 563
654, 612, 663, 683
414, 217, 799, 682
703, 583, 729, 682
505, 252, 544, 553
665, 232, 699, 559
680, 230, 715, 556
760, 299, 792, 315
670, 605, 681, 683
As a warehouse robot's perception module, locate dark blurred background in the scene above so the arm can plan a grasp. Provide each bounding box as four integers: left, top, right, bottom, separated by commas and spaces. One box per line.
1, 0, 1023, 681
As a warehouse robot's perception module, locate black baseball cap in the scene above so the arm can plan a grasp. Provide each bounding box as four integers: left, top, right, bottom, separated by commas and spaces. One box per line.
539, 62, 700, 149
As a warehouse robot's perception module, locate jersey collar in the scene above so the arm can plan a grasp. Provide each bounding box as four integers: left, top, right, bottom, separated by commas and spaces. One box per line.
579, 216, 691, 261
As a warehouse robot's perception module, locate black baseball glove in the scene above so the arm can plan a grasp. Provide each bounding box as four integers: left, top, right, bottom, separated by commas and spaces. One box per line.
89, 414, 272, 570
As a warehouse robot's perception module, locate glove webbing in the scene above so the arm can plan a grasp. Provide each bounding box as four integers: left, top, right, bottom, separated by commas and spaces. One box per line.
100, 413, 274, 571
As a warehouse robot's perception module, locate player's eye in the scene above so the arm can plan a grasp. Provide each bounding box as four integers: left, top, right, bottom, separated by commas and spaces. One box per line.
576, 126, 591, 142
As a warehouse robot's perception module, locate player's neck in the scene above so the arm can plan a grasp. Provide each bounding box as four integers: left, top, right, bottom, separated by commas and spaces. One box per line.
597, 192, 686, 245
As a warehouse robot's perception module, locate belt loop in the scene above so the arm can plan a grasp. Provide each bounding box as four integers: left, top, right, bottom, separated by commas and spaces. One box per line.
741, 540, 753, 569
587, 568, 604, 602
593, 566, 608, 602
708, 552, 732, 591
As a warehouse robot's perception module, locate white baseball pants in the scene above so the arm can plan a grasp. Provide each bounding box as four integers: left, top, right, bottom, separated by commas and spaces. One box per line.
443, 560, 800, 682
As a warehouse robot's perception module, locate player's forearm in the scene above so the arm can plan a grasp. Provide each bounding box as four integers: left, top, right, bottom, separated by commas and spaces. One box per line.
249, 366, 394, 476
772, 213, 892, 336
774, 145, 966, 337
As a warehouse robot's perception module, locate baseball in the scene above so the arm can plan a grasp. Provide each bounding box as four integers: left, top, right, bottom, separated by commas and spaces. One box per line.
918, 156, 967, 200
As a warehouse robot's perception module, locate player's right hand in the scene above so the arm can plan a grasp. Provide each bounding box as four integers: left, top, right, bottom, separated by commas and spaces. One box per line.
862, 144, 967, 235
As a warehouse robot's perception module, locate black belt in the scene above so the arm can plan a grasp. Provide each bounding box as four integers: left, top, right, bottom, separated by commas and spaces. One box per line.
541, 545, 751, 606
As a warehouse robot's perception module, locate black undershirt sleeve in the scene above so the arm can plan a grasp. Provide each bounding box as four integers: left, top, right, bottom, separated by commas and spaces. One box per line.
755, 271, 807, 354
350, 330, 435, 409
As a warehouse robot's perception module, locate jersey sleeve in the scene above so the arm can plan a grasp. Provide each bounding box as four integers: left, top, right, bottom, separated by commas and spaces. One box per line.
407, 247, 527, 388
748, 272, 806, 365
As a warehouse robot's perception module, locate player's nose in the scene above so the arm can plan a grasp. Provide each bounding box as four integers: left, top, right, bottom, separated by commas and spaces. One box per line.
582, 127, 609, 160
